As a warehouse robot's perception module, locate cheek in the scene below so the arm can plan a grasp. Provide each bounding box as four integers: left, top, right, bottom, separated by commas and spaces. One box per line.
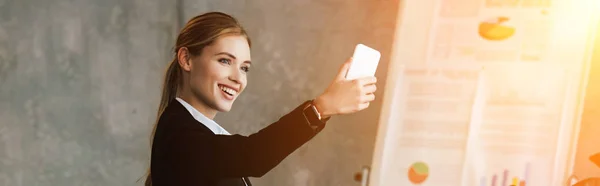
192, 67, 208, 82
204, 62, 227, 79
189, 64, 213, 90
240, 77, 248, 91
193, 60, 216, 79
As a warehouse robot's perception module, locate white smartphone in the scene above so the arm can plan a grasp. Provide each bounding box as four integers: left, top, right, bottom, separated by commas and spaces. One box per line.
345, 44, 381, 80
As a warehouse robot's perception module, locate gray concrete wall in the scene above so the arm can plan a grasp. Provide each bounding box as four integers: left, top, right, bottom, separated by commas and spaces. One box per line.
0, 0, 400, 185
0, 0, 178, 185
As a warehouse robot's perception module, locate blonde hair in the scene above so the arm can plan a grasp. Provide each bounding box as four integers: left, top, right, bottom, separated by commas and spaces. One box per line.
143, 12, 251, 186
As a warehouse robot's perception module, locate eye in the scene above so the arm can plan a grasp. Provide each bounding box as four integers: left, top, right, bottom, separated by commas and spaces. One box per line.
218, 58, 231, 65
241, 66, 250, 73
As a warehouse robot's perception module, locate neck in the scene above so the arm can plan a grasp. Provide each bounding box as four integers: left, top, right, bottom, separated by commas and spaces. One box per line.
177, 88, 218, 119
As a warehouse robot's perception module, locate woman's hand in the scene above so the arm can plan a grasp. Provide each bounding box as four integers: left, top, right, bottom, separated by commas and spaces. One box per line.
313, 57, 377, 118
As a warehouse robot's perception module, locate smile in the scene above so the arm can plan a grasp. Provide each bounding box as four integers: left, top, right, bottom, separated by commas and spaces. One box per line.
218, 84, 238, 97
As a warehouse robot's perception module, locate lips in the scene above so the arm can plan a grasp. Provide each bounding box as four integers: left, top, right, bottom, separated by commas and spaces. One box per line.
218, 84, 239, 97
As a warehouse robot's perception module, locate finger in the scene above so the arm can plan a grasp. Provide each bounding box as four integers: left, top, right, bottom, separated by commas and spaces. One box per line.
336, 57, 353, 80
362, 84, 377, 94
361, 93, 375, 102
357, 102, 370, 111
358, 76, 377, 86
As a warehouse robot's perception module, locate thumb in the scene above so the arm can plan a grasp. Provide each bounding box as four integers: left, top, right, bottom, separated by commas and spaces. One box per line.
336, 57, 353, 80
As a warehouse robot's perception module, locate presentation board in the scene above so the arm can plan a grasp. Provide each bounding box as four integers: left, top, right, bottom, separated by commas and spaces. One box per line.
368, 0, 599, 185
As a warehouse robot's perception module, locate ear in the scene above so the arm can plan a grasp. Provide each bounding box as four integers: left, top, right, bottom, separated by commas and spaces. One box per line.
177, 47, 192, 72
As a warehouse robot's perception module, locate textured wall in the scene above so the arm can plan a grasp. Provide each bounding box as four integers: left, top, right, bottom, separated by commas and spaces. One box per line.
0, 0, 178, 185
0, 0, 400, 185
181, 1, 399, 186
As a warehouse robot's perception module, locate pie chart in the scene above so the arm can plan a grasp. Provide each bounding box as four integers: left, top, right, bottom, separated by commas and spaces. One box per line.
479, 16, 516, 41
408, 162, 429, 184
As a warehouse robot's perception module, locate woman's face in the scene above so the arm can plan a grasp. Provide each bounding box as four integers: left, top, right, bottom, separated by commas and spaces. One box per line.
187, 35, 251, 113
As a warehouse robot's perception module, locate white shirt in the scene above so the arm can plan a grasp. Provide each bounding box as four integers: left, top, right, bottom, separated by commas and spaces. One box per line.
175, 97, 231, 135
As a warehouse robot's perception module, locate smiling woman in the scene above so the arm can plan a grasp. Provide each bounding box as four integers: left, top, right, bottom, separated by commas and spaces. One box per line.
178, 35, 252, 118
145, 12, 378, 186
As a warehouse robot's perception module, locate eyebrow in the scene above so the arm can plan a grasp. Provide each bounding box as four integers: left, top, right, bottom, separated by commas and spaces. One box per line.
216, 52, 252, 65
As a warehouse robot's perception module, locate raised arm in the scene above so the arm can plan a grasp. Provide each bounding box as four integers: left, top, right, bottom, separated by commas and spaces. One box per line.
156, 57, 378, 184
167, 100, 323, 180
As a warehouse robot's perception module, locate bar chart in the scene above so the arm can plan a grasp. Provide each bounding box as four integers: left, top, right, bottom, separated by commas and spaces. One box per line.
479, 163, 531, 186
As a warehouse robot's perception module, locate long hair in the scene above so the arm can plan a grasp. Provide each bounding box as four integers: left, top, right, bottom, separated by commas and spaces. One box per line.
143, 12, 251, 186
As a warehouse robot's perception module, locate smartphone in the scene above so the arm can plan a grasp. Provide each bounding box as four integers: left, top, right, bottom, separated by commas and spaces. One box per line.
345, 44, 381, 80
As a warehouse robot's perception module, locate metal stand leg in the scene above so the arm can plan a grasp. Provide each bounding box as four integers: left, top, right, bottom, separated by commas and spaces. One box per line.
354, 166, 371, 186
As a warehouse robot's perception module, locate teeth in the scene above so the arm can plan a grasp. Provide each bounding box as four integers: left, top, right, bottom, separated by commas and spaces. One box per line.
219, 85, 237, 96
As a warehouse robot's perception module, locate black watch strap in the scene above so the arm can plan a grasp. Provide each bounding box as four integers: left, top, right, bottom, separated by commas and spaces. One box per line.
302, 101, 327, 130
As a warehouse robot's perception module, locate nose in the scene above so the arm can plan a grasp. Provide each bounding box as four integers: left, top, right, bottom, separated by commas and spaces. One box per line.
228, 66, 242, 84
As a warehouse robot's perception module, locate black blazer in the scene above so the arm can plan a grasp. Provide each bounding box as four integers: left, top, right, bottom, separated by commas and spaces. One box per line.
150, 99, 327, 186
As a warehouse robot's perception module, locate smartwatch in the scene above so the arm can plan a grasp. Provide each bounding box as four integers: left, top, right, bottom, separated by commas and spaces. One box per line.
302, 100, 326, 130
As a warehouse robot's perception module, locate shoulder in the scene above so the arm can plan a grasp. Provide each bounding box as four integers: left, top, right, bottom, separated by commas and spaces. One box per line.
155, 99, 214, 135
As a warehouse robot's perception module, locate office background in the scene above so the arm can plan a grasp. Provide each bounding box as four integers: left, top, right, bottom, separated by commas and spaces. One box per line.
0, 0, 398, 185
1, 0, 599, 186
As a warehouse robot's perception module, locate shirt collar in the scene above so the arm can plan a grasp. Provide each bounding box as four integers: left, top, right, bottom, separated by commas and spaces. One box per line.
175, 97, 231, 135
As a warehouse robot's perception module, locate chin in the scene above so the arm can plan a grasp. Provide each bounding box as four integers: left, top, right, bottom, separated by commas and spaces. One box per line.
213, 91, 238, 112
217, 107, 232, 112
215, 102, 234, 112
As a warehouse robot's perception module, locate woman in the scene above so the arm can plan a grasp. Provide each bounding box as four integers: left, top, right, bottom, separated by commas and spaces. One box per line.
146, 12, 377, 186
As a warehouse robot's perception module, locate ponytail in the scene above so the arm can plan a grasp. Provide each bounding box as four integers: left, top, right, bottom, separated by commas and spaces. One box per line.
157, 57, 182, 116
144, 56, 181, 186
